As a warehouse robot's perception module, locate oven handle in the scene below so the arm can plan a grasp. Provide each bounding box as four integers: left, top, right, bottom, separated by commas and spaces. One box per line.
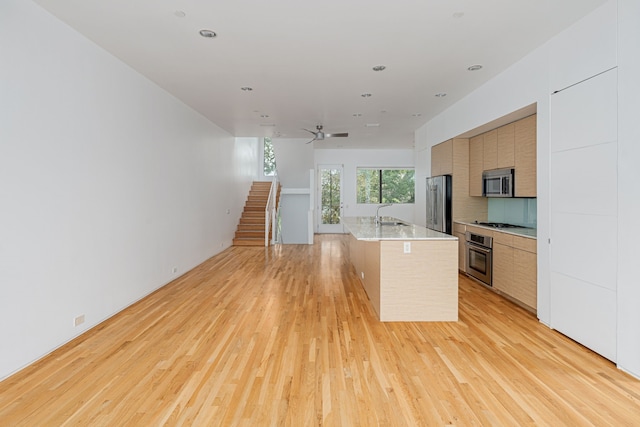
465, 242, 491, 253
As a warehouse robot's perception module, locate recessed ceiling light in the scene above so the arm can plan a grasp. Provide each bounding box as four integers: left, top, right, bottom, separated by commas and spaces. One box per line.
412, 113, 422, 117
435, 93, 447, 97
260, 123, 276, 127
174, 10, 186, 18
467, 64, 483, 71
453, 12, 465, 19
361, 93, 372, 98
199, 29, 217, 38
372, 65, 386, 72
365, 123, 380, 127
240, 87, 253, 91
353, 113, 362, 117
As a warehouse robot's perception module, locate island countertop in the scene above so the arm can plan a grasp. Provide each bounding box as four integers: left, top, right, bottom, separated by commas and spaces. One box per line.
343, 216, 458, 241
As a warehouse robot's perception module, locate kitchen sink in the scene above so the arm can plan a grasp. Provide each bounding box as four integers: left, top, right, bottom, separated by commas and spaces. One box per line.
379, 221, 408, 226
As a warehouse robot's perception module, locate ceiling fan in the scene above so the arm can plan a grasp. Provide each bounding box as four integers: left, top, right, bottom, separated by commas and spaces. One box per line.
303, 125, 348, 144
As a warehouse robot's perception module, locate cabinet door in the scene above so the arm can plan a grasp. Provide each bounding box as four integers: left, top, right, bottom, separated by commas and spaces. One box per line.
514, 115, 537, 197
454, 232, 466, 272
497, 123, 515, 168
483, 129, 498, 171
431, 139, 453, 176
469, 135, 484, 196
493, 242, 514, 293
513, 249, 537, 310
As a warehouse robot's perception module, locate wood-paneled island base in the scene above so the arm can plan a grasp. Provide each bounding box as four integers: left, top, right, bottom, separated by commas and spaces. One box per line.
343, 217, 459, 321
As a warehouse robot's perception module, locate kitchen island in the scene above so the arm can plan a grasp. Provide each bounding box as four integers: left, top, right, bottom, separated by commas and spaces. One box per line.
343, 217, 458, 322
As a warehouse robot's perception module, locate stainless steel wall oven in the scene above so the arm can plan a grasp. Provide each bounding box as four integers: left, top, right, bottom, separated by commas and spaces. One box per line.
465, 231, 493, 286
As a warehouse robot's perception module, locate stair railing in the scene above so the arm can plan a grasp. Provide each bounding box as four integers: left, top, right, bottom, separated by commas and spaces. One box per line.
265, 172, 279, 246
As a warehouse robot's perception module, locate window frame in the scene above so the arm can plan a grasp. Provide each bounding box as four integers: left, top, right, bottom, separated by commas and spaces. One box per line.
356, 167, 415, 205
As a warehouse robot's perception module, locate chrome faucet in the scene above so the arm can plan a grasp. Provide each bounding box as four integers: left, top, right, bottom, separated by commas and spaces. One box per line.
375, 203, 392, 226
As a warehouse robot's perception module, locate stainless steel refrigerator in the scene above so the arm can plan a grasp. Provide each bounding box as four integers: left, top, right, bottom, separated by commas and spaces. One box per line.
425, 175, 452, 234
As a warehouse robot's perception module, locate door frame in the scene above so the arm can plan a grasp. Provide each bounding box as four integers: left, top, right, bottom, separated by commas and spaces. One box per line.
316, 164, 344, 233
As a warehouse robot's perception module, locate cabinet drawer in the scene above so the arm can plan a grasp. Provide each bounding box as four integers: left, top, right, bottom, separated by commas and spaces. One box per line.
493, 231, 514, 246
513, 235, 537, 253
466, 225, 493, 237
453, 222, 466, 234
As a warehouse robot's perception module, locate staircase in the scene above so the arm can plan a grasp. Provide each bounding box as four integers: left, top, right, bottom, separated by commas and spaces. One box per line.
233, 181, 280, 246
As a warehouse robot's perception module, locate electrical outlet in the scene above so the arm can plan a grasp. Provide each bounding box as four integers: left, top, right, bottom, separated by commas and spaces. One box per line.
172, 266, 178, 273
403, 242, 411, 254
226, 209, 230, 214
74, 314, 85, 327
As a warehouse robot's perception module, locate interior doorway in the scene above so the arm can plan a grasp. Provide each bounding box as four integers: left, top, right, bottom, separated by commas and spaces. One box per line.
317, 165, 344, 233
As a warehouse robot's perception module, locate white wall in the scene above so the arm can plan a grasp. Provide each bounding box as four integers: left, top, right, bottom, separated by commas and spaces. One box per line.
0, 0, 258, 380
414, 0, 640, 377
271, 139, 314, 242
315, 149, 416, 224
272, 138, 315, 188
279, 193, 311, 244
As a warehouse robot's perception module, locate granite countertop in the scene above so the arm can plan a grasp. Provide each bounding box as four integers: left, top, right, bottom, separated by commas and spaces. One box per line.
455, 220, 537, 239
343, 216, 458, 241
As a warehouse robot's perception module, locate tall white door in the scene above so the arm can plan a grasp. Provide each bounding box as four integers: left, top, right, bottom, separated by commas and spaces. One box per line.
317, 165, 344, 233
549, 68, 618, 362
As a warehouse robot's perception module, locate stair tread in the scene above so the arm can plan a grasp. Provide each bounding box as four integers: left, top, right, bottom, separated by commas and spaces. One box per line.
234, 181, 279, 247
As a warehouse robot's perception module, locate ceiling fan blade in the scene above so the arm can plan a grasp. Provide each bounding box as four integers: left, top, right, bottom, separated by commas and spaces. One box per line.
305, 137, 317, 144
325, 132, 349, 138
302, 128, 318, 136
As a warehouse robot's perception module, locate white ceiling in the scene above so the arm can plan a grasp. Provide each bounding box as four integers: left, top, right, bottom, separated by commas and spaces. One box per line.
33, 0, 607, 149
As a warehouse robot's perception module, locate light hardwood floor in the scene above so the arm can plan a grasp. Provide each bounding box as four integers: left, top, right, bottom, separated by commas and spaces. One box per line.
1, 235, 639, 426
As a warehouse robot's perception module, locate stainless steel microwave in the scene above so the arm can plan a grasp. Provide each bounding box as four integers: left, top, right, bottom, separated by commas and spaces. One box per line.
482, 168, 514, 197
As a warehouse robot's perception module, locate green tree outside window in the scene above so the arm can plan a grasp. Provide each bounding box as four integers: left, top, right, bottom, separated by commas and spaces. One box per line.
264, 137, 276, 176
356, 168, 414, 204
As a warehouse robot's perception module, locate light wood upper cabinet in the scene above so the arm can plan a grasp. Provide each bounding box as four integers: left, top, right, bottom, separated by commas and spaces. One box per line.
469, 135, 484, 197
482, 130, 498, 171
497, 123, 515, 168
432, 139, 488, 223
514, 115, 537, 197
468, 114, 537, 197
431, 139, 453, 176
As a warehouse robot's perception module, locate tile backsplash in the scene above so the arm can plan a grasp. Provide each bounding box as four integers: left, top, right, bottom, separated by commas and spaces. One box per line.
488, 198, 537, 228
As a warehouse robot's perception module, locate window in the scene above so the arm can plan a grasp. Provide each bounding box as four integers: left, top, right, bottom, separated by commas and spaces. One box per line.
356, 168, 415, 204
263, 137, 276, 176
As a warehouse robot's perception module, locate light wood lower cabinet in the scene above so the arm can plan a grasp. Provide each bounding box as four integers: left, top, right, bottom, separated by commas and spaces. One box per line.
455, 232, 466, 272
493, 243, 514, 293
512, 249, 537, 309
453, 222, 467, 272
348, 234, 458, 321
492, 232, 537, 312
